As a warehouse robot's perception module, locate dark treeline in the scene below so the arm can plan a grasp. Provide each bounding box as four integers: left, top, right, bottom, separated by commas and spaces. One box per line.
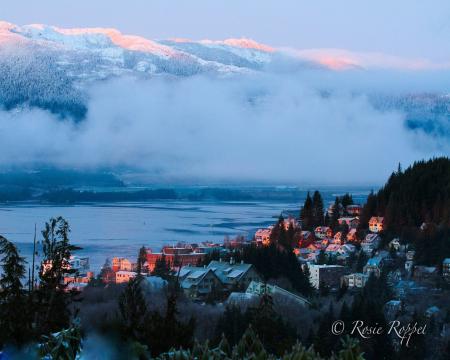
0, 217, 81, 356
362, 158, 450, 229
0, 169, 124, 189
359, 157, 450, 265
300, 190, 354, 232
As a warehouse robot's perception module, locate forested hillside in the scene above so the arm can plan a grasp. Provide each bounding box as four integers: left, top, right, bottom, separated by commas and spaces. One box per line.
360, 157, 450, 265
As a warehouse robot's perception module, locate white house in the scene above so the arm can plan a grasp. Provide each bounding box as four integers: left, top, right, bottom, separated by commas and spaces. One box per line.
307, 264, 347, 289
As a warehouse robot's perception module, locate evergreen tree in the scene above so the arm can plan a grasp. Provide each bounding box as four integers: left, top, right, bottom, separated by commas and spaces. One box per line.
152, 254, 172, 280
330, 197, 341, 230
359, 190, 377, 230
287, 222, 296, 248
145, 290, 195, 356
215, 305, 249, 345
314, 303, 338, 357
118, 276, 148, 341
340, 193, 354, 212
312, 190, 325, 228
0, 236, 30, 348
355, 251, 368, 273
277, 214, 288, 248
36, 217, 81, 335
136, 246, 147, 274
300, 192, 314, 231
248, 288, 296, 355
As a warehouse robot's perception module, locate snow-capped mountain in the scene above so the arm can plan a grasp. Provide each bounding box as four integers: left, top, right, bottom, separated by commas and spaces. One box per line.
0, 21, 287, 119
0, 21, 276, 81
0, 20, 449, 134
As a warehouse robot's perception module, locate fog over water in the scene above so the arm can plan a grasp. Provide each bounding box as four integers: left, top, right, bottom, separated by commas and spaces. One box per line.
1, 70, 448, 186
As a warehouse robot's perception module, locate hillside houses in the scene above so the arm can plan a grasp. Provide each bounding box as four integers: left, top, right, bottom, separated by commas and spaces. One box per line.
207, 260, 261, 290
363, 256, 385, 277
341, 273, 369, 289
307, 264, 347, 289
443, 258, 450, 282
338, 217, 359, 228
369, 216, 384, 233
145, 244, 205, 271
314, 226, 332, 239
178, 259, 261, 298
116, 270, 137, 284
254, 227, 272, 246
112, 257, 135, 272
333, 231, 344, 244
179, 266, 222, 298
346, 228, 358, 242
346, 204, 362, 216
361, 233, 381, 254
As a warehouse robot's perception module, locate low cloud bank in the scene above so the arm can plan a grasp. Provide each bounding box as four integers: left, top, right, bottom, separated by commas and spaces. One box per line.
0, 69, 448, 185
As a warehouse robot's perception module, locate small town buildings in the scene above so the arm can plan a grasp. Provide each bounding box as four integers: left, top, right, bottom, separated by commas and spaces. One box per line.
325, 244, 341, 253
115, 271, 137, 284
68, 256, 90, 273
406, 250, 416, 261
363, 256, 385, 277
369, 217, 384, 233
361, 233, 381, 254
333, 232, 343, 244
384, 300, 402, 320
443, 258, 450, 282
425, 306, 440, 318
339, 243, 356, 255
194, 242, 226, 255
341, 273, 369, 288
207, 260, 261, 291
346, 228, 358, 242
314, 226, 332, 239
112, 257, 135, 272
179, 266, 222, 298
405, 260, 414, 273
413, 265, 438, 281
338, 217, 359, 229
255, 227, 272, 246
394, 280, 427, 299
388, 238, 402, 251
327, 203, 344, 217
307, 264, 347, 289
145, 245, 205, 272
346, 205, 362, 216
63, 272, 94, 286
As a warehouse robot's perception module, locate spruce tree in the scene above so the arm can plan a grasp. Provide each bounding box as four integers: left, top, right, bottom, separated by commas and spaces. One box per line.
136, 246, 147, 274
300, 192, 314, 231
312, 190, 325, 228
36, 217, 81, 335
0, 236, 30, 348
152, 254, 171, 280
330, 197, 341, 230
118, 276, 148, 341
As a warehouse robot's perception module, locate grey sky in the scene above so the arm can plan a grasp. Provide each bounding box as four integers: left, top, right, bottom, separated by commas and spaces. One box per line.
2, 0, 450, 61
